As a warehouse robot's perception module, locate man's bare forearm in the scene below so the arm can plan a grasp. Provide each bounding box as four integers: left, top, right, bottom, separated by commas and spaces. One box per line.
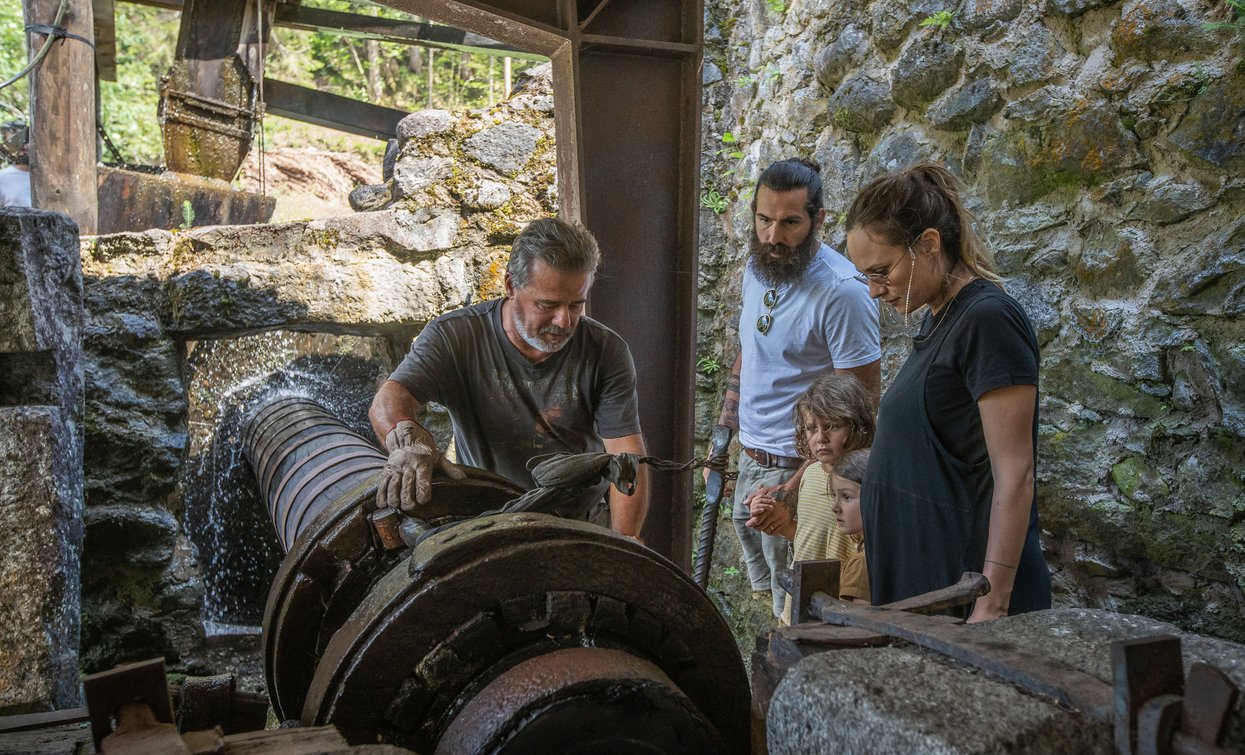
369, 380, 426, 449
834, 359, 881, 406
603, 433, 649, 538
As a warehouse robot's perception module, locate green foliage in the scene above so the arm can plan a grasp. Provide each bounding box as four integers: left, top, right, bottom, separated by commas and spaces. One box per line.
723, 565, 741, 577
99, 7, 179, 165
0, 8, 30, 126
919, 11, 955, 31
697, 355, 724, 374
4, 2, 546, 167
700, 187, 729, 214
765, 0, 788, 14
1205, 0, 1245, 42
716, 132, 745, 167
266, 1, 544, 114
179, 200, 194, 229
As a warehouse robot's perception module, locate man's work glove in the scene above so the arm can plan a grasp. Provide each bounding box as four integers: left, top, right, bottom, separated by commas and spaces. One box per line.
378, 420, 464, 512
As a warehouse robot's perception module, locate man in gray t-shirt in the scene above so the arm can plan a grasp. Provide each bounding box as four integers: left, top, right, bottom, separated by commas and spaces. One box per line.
369, 217, 649, 541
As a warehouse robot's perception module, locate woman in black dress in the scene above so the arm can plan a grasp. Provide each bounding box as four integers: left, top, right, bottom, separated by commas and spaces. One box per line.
844, 163, 1051, 620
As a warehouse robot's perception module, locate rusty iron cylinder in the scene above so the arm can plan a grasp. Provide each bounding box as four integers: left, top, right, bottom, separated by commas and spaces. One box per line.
242, 397, 386, 551
243, 396, 748, 753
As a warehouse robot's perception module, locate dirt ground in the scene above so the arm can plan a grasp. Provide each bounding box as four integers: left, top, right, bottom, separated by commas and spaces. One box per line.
233, 144, 382, 223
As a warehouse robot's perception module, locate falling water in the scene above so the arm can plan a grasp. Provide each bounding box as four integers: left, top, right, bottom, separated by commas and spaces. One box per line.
181, 330, 397, 634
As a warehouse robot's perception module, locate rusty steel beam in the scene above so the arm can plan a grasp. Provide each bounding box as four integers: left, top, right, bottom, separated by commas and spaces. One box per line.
556, 5, 703, 567
271, 4, 543, 59
121, 0, 544, 59
261, 79, 407, 140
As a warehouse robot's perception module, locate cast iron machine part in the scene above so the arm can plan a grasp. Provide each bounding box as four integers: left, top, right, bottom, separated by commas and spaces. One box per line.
244, 396, 749, 753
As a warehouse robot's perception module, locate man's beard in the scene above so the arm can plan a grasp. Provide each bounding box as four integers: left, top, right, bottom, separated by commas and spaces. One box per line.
513, 307, 574, 354
747, 227, 818, 287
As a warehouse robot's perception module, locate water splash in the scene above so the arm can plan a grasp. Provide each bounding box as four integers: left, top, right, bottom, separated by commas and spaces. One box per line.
180, 330, 396, 633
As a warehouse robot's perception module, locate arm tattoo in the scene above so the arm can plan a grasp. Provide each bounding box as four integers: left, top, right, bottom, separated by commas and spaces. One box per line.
718, 366, 742, 430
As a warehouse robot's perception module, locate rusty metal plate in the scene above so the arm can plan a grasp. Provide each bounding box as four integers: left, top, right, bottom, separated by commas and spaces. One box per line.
302, 513, 748, 753
1113, 636, 1184, 754
262, 468, 522, 721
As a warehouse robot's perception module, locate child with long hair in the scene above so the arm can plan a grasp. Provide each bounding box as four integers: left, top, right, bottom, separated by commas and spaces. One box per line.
830, 450, 871, 604
747, 372, 874, 622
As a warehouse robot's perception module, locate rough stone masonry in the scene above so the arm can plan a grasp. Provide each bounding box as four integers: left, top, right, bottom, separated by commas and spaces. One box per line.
696, 0, 1245, 642
0, 208, 84, 712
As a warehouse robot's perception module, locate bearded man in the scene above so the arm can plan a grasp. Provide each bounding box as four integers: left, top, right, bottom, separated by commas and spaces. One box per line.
706, 158, 880, 617
369, 217, 648, 541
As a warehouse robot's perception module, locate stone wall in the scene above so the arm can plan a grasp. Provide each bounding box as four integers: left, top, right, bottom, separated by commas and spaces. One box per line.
0, 209, 84, 712
696, 0, 1245, 638
78, 66, 557, 672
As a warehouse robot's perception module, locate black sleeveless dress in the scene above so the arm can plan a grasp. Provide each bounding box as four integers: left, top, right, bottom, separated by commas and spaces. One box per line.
862, 279, 1051, 613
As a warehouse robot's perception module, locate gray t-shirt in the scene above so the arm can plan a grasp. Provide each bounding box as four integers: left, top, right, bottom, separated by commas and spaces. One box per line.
389, 298, 642, 489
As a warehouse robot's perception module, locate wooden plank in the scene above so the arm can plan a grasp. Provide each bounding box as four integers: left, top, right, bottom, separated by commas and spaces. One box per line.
94, 0, 117, 81
26, 0, 98, 233
82, 658, 174, 751
261, 78, 406, 140
0, 707, 89, 734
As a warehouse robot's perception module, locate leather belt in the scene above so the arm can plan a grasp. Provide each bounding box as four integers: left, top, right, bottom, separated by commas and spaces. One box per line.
742, 447, 803, 469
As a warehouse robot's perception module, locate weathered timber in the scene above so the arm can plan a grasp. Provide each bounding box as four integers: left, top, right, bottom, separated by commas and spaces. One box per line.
25, 0, 98, 232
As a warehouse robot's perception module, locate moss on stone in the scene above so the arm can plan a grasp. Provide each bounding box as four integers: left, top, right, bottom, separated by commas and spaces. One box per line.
1041, 489, 1236, 583
1111, 456, 1171, 501
1044, 357, 1170, 419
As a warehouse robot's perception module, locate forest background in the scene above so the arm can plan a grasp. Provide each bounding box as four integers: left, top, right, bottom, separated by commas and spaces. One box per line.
0, 0, 541, 215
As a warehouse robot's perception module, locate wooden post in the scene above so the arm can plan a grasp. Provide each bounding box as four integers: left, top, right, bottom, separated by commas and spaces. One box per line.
24, 0, 98, 234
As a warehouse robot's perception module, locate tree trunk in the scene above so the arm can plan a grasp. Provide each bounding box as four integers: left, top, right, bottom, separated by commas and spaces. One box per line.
365, 39, 381, 102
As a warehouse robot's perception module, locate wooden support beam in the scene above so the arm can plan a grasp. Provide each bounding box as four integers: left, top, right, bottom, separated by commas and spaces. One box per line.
119, 0, 545, 59
26, 0, 98, 233
261, 78, 406, 140
94, 0, 117, 81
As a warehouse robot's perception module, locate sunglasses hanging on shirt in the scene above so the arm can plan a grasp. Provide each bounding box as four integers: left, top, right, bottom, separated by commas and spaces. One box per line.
757, 287, 779, 334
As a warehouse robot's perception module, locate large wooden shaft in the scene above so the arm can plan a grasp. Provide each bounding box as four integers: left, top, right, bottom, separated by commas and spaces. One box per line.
24, 0, 98, 233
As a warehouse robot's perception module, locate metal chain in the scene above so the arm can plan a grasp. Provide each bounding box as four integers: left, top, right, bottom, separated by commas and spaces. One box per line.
639, 455, 738, 481
97, 121, 128, 167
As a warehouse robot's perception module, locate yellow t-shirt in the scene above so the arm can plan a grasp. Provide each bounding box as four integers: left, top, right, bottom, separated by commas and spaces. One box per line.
793, 464, 854, 564
839, 536, 870, 603
781, 464, 856, 624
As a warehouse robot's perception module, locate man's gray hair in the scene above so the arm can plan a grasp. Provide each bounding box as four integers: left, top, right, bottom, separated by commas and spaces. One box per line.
507, 217, 601, 289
